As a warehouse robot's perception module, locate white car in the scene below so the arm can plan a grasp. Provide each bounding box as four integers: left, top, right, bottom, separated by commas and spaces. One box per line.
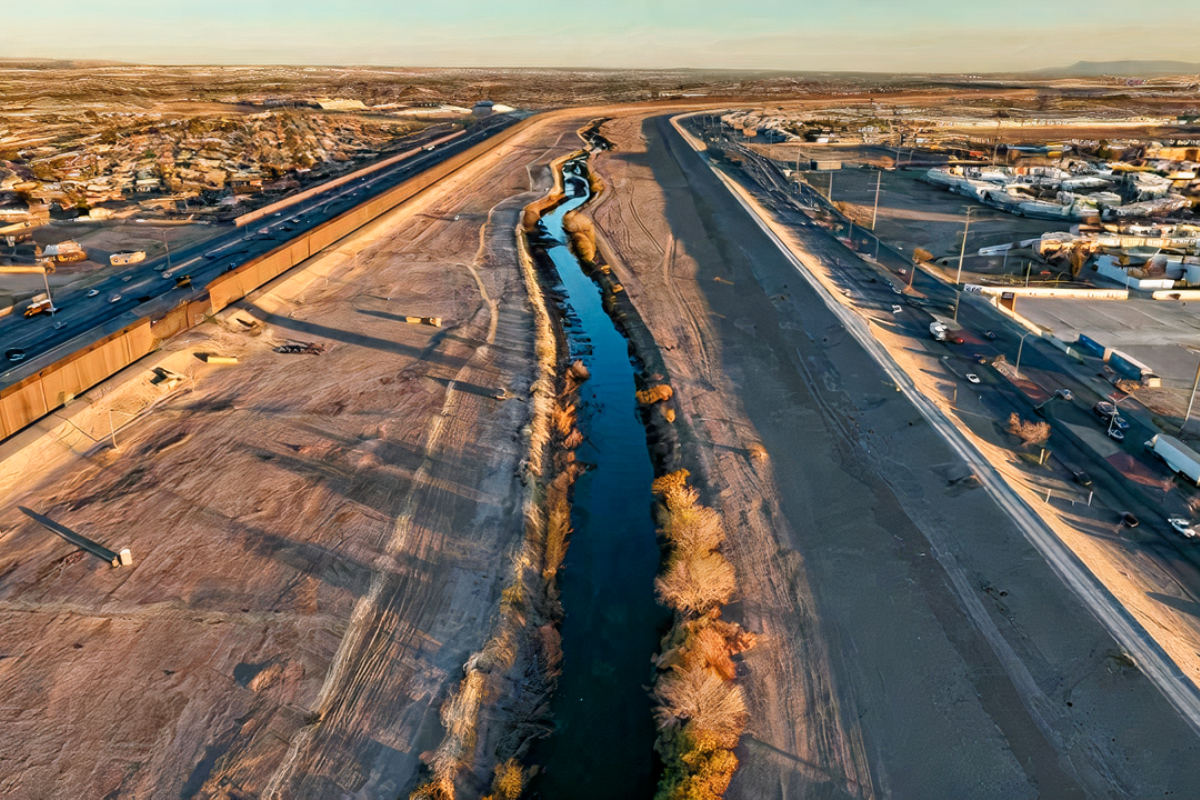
86, 289, 99, 297
1107, 427, 1125, 441
966, 373, 981, 384
1169, 517, 1198, 538
1055, 388, 1074, 401
108, 293, 121, 303
891, 304, 903, 314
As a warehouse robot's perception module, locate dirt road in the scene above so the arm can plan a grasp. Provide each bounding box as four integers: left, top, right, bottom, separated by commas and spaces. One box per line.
589, 113, 1200, 798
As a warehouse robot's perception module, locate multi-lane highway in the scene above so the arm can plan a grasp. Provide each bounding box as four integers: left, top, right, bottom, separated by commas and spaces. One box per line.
0, 113, 519, 382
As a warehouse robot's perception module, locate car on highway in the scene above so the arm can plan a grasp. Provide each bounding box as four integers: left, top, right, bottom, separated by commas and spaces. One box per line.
108, 293, 122, 303
1093, 400, 1117, 418
1110, 415, 1130, 432
1055, 388, 1074, 401
891, 304, 903, 314
5, 348, 26, 363
86, 289, 99, 297
972, 353, 988, 364
983, 330, 996, 340
154, 263, 169, 272
1108, 427, 1126, 441
966, 373, 980, 384
1071, 470, 1092, 486
1120, 512, 1139, 528
891, 285, 903, 295
1169, 516, 1198, 538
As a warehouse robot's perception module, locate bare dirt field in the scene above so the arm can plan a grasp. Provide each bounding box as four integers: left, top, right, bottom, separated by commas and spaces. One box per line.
589, 112, 1200, 798
0, 112, 587, 800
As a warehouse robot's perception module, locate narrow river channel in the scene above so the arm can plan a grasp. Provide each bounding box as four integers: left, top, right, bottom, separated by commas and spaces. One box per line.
527, 157, 666, 799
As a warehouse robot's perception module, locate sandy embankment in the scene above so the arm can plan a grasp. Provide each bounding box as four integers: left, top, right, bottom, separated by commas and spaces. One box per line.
587, 114, 873, 798
0, 113, 588, 800
586, 109, 1200, 799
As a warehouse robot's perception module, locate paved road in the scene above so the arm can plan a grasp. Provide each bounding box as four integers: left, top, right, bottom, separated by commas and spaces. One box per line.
656, 113, 1200, 798
0, 114, 519, 385
709, 120, 1200, 610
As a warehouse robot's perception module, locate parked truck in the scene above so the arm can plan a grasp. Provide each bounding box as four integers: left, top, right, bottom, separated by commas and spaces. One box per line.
1145, 434, 1200, 485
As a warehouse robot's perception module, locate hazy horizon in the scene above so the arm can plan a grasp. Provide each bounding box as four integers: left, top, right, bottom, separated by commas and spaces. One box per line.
4, 0, 1199, 73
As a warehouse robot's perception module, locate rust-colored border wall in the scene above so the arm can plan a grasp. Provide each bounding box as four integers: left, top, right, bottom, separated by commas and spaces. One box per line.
0, 319, 154, 439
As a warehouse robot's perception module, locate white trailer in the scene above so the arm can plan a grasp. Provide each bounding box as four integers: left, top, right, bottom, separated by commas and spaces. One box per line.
1145, 434, 1200, 485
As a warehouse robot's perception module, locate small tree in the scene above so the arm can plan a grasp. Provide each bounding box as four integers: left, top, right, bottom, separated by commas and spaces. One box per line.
1008, 413, 1050, 447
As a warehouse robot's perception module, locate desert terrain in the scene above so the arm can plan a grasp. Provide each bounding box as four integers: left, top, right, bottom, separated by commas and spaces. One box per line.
4, 76, 1200, 800
0, 109, 593, 799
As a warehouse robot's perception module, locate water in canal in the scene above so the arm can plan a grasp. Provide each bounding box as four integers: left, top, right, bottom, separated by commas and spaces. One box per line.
527, 158, 666, 798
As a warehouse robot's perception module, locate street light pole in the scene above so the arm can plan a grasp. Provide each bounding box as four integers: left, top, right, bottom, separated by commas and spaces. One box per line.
1015, 331, 1032, 378
40, 263, 55, 315
871, 170, 882, 231
955, 207, 974, 286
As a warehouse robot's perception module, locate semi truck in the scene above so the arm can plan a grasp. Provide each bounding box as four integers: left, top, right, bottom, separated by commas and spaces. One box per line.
1145, 434, 1200, 485
23, 293, 55, 318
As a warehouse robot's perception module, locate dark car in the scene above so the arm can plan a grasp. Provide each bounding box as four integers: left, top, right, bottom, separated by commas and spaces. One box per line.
5, 348, 26, 363
1120, 512, 1139, 528
983, 330, 996, 340
972, 352, 988, 364
1071, 470, 1093, 487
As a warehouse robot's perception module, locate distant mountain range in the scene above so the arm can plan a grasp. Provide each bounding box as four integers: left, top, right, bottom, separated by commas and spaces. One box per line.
1034, 60, 1200, 78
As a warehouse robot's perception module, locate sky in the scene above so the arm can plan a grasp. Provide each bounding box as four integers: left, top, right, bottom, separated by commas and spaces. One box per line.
4, 0, 1198, 73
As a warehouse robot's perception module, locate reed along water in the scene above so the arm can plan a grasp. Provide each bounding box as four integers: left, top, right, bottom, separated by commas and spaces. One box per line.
527, 157, 666, 798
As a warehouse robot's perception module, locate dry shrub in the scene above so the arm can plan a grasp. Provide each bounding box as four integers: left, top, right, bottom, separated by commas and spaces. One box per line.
637, 385, 674, 405
655, 728, 740, 800
551, 405, 576, 437
481, 758, 525, 800
652, 469, 691, 497
544, 473, 573, 578
562, 429, 584, 450
691, 626, 738, 681
656, 551, 736, 615
520, 206, 542, 232
566, 359, 590, 382
561, 210, 594, 236
1007, 412, 1051, 447
570, 233, 597, 262
661, 406, 676, 424
660, 502, 726, 557
411, 669, 487, 799
653, 662, 748, 746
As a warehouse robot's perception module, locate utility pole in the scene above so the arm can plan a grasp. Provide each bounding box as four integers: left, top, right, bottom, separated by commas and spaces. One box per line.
871, 170, 882, 231
40, 263, 55, 315
955, 207, 974, 285
1015, 331, 1032, 378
